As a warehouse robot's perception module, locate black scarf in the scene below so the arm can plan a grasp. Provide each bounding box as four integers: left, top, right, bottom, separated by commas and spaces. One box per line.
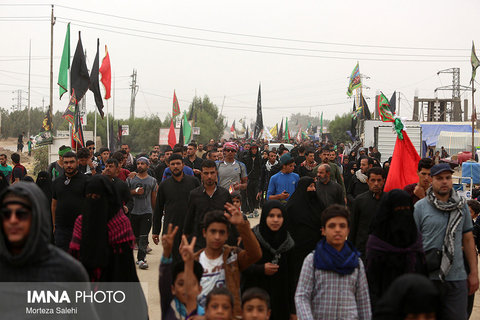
80, 175, 121, 269
369, 189, 418, 248
253, 225, 294, 264
35, 171, 52, 201
258, 200, 291, 249
286, 177, 324, 238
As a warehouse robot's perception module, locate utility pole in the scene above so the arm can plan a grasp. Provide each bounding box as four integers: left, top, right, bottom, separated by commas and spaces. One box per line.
129, 69, 138, 119
27, 40, 31, 138
398, 91, 401, 117
49, 5, 54, 120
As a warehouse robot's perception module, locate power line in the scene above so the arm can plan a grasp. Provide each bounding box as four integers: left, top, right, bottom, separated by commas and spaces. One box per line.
55, 4, 469, 52
56, 20, 467, 62
57, 17, 466, 58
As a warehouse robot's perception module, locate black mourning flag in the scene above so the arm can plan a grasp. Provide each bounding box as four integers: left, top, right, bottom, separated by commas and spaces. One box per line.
70, 32, 90, 102
361, 94, 371, 120
254, 84, 264, 140
89, 39, 105, 118
389, 91, 397, 114
351, 99, 357, 138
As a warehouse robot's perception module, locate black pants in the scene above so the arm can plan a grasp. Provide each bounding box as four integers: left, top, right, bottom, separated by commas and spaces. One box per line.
54, 225, 73, 252
246, 180, 259, 213
129, 213, 152, 262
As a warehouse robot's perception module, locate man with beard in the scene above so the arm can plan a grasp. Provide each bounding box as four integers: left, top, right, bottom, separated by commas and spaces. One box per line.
184, 142, 203, 180
127, 157, 157, 269
147, 151, 160, 178
349, 167, 385, 259
121, 143, 137, 172
298, 149, 317, 178
51, 151, 88, 251
315, 163, 344, 207
152, 154, 199, 262
184, 160, 238, 250
414, 163, 478, 320
347, 157, 373, 205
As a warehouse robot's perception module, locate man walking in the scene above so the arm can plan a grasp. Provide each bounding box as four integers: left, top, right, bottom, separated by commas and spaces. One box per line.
315, 163, 344, 207
183, 160, 236, 250
51, 151, 88, 251
184, 142, 203, 180
404, 158, 434, 204
217, 142, 247, 192
347, 157, 373, 204
127, 157, 157, 269
152, 154, 199, 262
414, 163, 478, 320
0, 154, 12, 182
267, 153, 299, 202
349, 167, 385, 258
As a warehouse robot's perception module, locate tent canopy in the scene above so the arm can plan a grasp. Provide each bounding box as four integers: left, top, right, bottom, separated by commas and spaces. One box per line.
421, 123, 476, 147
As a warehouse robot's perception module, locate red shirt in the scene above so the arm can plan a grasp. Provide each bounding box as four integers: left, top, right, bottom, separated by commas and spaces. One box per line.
118, 168, 131, 181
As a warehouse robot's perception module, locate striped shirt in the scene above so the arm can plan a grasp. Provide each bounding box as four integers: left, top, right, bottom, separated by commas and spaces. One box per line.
295, 253, 371, 320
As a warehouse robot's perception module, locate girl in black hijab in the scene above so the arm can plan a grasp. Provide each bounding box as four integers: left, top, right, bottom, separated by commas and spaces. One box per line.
286, 176, 325, 283
242, 200, 295, 320
366, 189, 426, 308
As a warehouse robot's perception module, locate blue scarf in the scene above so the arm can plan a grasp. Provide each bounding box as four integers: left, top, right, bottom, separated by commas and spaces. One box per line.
313, 239, 360, 275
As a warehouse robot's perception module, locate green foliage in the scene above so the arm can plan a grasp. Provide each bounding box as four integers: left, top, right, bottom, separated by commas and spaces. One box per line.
33, 145, 48, 174
328, 113, 351, 143
187, 96, 225, 144
0, 107, 68, 139
84, 112, 164, 153
288, 113, 328, 130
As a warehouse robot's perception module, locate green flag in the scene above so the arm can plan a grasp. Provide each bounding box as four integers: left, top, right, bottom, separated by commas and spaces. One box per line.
347, 62, 362, 97
284, 117, 290, 141
320, 112, 323, 134
472, 41, 480, 83
58, 23, 70, 99
377, 93, 395, 122
183, 111, 192, 144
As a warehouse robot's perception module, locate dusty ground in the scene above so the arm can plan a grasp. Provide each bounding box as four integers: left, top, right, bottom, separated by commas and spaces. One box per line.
0, 137, 36, 174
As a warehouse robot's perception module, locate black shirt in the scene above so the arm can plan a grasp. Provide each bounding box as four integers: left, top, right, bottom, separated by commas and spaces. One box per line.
52, 172, 88, 228
316, 180, 345, 207
153, 175, 200, 235
112, 177, 131, 205
183, 156, 203, 180
183, 185, 237, 250
349, 190, 384, 256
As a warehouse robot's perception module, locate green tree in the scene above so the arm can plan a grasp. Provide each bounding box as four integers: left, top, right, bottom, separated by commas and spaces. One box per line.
187, 95, 225, 144
328, 113, 351, 143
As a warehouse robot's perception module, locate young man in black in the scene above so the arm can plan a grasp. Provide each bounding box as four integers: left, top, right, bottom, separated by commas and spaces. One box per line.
51, 151, 88, 251
152, 154, 200, 262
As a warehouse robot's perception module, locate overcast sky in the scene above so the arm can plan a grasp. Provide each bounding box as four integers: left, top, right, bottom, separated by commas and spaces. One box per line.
1, 0, 479, 128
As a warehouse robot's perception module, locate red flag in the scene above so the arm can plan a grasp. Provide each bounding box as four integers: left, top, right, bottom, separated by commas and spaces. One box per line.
168, 119, 176, 149
384, 130, 421, 192
172, 91, 180, 117
99, 45, 111, 100
230, 120, 235, 133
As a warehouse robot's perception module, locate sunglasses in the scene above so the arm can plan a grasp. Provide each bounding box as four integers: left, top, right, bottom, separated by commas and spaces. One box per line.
224, 149, 236, 153
88, 147, 95, 150
0, 207, 31, 221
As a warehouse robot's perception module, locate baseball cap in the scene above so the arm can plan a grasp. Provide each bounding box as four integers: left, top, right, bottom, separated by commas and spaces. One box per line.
430, 163, 454, 176
280, 153, 293, 165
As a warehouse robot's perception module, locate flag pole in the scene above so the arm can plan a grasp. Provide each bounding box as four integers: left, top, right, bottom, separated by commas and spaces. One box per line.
94, 106, 97, 148
472, 79, 475, 159
106, 100, 110, 149
49, 5, 54, 123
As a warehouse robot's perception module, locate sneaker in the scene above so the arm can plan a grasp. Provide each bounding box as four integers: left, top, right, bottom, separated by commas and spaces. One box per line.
146, 245, 152, 254
137, 260, 149, 269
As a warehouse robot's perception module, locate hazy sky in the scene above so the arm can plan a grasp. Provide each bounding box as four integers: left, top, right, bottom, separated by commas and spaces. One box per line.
1, 0, 479, 129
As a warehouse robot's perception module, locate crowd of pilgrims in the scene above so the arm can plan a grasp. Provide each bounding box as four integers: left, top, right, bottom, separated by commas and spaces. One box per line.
0, 136, 479, 320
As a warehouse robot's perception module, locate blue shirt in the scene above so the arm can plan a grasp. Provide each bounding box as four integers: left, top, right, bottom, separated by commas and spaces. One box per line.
414, 197, 473, 281
267, 171, 299, 201
162, 166, 194, 181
